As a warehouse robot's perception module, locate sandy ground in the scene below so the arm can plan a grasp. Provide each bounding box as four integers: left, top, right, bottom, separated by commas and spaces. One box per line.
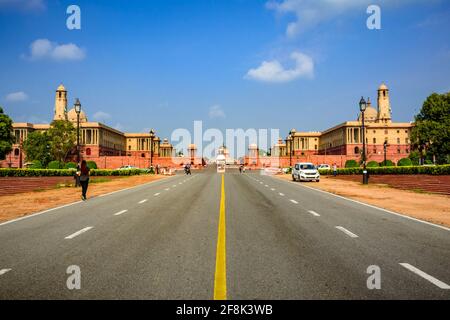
0, 175, 167, 223
277, 174, 450, 228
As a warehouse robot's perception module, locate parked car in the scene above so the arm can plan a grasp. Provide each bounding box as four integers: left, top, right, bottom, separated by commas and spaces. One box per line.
292, 162, 320, 182
317, 164, 331, 170
118, 165, 138, 170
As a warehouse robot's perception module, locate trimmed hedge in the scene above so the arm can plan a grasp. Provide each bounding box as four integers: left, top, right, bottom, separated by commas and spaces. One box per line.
65, 162, 77, 169
29, 160, 43, 169
318, 165, 450, 176
345, 160, 359, 168
397, 158, 413, 167
48, 161, 63, 169
367, 161, 379, 168
379, 160, 394, 167
87, 161, 98, 169
0, 168, 150, 177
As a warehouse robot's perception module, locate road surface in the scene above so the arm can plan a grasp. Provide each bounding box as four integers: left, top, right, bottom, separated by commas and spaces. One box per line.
0, 167, 449, 299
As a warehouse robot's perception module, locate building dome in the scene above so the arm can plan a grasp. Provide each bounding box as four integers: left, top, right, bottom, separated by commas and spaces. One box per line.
378, 83, 388, 90
67, 107, 88, 123
57, 84, 66, 91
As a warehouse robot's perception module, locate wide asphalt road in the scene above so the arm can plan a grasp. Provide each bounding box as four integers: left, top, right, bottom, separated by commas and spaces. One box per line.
0, 167, 449, 299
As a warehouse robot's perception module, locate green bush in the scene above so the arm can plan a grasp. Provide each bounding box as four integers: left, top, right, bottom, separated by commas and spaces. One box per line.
87, 161, 97, 169
48, 160, 63, 169
379, 160, 394, 167
0, 168, 150, 177
397, 158, 413, 167
367, 161, 379, 168
28, 160, 43, 169
317, 164, 450, 176
345, 160, 359, 168
424, 160, 433, 165
65, 162, 77, 169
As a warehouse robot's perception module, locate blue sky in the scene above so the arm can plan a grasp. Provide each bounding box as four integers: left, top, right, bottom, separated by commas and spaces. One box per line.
0, 0, 449, 141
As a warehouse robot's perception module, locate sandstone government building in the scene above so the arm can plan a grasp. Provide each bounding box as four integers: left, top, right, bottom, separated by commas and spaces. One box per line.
1, 83, 414, 169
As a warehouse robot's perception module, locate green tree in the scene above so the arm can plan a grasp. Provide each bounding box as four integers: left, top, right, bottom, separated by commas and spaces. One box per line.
47, 120, 76, 164
23, 131, 52, 167
412, 92, 450, 164
0, 107, 14, 160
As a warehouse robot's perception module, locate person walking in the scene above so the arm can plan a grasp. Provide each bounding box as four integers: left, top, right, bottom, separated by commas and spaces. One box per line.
74, 163, 81, 187
333, 163, 338, 177
78, 160, 90, 200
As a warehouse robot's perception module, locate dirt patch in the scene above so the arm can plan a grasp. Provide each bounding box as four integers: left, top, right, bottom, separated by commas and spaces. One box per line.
0, 175, 167, 223
276, 174, 450, 228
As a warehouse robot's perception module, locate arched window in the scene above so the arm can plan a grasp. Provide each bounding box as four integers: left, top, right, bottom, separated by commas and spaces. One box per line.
14, 148, 20, 156
354, 147, 360, 155
141, 153, 145, 158
86, 148, 91, 156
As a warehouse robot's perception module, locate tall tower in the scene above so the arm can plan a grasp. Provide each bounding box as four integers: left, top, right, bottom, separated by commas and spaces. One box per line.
54, 84, 68, 121
377, 83, 392, 123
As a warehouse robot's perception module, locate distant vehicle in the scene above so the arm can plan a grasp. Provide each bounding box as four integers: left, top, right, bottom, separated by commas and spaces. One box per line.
118, 165, 138, 170
317, 164, 331, 170
264, 167, 282, 175
292, 162, 320, 182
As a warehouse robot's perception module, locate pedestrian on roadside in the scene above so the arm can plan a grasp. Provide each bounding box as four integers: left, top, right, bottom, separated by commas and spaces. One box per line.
78, 160, 90, 201
74, 162, 81, 187
333, 163, 338, 177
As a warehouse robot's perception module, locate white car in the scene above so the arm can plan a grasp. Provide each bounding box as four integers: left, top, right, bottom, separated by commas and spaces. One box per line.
292, 162, 320, 182
118, 165, 138, 170
317, 164, 331, 170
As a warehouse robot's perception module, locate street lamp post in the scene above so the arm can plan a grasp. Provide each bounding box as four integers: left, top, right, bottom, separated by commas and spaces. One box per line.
383, 140, 388, 167
286, 134, 293, 168
149, 129, 155, 169
74, 98, 82, 164
359, 97, 368, 185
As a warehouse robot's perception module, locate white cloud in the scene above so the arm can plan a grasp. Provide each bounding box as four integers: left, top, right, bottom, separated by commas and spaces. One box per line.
209, 105, 226, 119
92, 111, 112, 122
0, 0, 46, 11
266, 0, 430, 37
245, 51, 314, 83
5, 91, 28, 102
24, 39, 86, 61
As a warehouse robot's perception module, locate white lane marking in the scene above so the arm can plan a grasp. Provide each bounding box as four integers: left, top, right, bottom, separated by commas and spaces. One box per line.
265, 185, 269, 187
308, 210, 320, 217
114, 209, 128, 216
335, 226, 359, 238
271, 188, 275, 191
65, 227, 93, 240
290, 199, 298, 204
179, 182, 182, 185
172, 185, 177, 188
0, 269, 12, 276
165, 188, 170, 191
138, 199, 148, 204
279, 193, 285, 196
400, 263, 450, 289
260, 182, 263, 184
154, 192, 161, 196
287, 180, 450, 232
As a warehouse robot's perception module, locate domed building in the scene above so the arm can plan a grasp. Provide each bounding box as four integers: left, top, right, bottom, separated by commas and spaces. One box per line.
67, 107, 88, 123
2, 84, 173, 168
269, 83, 414, 167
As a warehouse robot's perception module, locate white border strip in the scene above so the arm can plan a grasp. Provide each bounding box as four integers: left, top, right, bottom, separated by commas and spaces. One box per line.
271, 176, 450, 232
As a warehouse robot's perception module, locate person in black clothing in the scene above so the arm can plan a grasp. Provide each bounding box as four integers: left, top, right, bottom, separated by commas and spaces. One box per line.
78, 160, 90, 200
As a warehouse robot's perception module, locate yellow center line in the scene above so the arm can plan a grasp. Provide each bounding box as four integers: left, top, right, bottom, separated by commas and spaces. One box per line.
214, 174, 227, 300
